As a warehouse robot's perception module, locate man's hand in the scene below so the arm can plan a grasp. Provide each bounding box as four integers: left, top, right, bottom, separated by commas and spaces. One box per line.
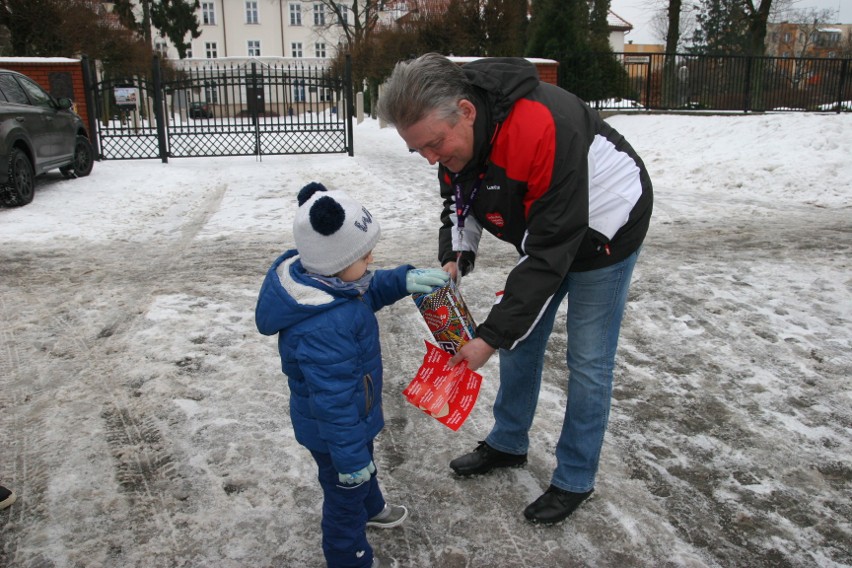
442, 261, 459, 283
448, 338, 496, 371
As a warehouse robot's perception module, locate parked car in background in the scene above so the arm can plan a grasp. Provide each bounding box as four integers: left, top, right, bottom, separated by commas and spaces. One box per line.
0, 69, 94, 207
189, 101, 214, 119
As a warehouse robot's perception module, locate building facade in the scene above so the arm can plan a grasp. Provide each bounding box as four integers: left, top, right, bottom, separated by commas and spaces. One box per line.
766, 22, 852, 59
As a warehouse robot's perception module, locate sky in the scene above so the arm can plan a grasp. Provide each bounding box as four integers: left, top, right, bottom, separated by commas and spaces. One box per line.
610, 0, 852, 45
0, 111, 850, 567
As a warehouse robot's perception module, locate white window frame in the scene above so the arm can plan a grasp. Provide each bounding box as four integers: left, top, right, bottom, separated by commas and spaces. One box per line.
248, 40, 261, 57
291, 42, 303, 58
313, 4, 325, 26
294, 80, 306, 102
289, 3, 301, 26
205, 42, 218, 59
315, 42, 326, 58
202, 2, 216, 25
246, 1, 259, 24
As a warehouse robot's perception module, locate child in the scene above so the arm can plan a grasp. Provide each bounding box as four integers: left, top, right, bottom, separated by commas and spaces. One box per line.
255, 182, 448, 568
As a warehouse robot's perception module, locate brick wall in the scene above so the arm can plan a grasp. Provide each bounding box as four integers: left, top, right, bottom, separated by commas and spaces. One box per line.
533, 60, 559, 85
0, 58, 91, 131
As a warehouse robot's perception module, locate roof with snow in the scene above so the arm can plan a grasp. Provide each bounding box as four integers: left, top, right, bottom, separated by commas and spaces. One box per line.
607, 10, 633, 32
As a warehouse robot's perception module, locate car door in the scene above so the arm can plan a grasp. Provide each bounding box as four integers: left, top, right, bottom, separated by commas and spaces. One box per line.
0, 72, 49, 170
15, 74, 76, 167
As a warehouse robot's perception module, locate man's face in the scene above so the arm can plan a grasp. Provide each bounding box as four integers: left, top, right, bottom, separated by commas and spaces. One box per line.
397, 100, 477, 174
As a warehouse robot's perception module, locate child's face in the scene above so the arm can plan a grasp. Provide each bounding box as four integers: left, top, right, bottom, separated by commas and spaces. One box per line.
336, 250, 374, 282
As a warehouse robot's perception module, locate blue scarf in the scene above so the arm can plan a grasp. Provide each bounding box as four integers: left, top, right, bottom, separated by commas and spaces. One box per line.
310, 271, 374, 296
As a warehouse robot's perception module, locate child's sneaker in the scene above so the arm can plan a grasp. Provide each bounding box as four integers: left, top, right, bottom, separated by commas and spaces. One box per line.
367, 503, 408, 529
0, 485, 16, 510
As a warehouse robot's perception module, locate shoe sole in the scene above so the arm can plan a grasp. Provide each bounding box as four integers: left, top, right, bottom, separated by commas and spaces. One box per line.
367, 507, 408, 529
0, 492, 16, 510
450, 461, 527, 477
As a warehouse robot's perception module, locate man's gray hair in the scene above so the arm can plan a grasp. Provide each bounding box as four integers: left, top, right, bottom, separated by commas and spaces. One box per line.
376, 53, 471, 129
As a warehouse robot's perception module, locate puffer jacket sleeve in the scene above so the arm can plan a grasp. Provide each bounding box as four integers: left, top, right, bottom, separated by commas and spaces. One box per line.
295, 322, 372, 474
362, 264, 413, 312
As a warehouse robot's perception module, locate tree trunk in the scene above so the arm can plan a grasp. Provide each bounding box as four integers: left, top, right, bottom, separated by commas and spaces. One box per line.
663, 0, 683, 107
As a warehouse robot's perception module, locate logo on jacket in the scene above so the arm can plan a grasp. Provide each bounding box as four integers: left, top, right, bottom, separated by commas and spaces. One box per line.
486, 184, 501, 191
486, 212, 505, 227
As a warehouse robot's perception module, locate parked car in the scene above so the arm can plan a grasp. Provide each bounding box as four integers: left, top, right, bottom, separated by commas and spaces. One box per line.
0, 69, 94, 207
189, 101, 214, 119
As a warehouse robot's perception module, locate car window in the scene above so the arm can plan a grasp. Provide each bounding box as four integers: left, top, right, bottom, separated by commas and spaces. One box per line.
0, 73, 29, 104
17, 75, 53, 108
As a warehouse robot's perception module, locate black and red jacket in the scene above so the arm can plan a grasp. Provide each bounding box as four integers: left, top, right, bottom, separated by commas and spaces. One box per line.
437, 57, 653, 351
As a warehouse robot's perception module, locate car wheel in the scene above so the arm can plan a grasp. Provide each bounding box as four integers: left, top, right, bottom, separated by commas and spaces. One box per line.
60, 135, 94, 179
0, 148, 35, 207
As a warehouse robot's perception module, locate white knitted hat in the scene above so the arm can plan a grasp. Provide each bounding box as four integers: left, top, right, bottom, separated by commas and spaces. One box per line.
293, 182, 381, 276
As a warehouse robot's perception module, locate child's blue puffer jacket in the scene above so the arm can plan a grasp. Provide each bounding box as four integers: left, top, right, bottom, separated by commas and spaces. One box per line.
256, 250, 412, 475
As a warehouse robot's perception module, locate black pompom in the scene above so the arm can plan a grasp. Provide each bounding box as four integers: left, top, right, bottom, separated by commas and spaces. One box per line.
297, 182, 327, 206
309, 196, 345, 236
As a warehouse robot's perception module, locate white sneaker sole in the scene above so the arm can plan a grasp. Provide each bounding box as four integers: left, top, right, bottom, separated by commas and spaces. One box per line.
367, 505, 408, 529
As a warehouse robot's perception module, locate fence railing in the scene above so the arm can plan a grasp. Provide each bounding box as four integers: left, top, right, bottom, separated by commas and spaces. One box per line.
577, 52, 851, 113
89, 57, 352, 161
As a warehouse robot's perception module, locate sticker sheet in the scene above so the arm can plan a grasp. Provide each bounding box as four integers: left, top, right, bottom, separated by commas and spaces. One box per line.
403, 341, 483, 431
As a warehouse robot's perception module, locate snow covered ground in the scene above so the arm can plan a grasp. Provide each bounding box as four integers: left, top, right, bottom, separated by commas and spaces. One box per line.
1, 111, 850, 568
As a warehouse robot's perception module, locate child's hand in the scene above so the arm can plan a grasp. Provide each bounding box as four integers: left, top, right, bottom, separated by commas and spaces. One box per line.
338, 461, 376, 485
406, 268, 450, 294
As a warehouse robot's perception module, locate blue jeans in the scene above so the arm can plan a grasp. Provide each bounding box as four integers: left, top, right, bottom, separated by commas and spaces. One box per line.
485, 249, 640, 493
310, 444, 385, 568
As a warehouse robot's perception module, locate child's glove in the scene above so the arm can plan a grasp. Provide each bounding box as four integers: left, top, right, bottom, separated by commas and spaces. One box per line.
338, 461, 376, 485
406, 268, 450, 294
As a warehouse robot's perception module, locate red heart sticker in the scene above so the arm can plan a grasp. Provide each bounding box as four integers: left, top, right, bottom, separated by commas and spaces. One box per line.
422, 305, 450, 332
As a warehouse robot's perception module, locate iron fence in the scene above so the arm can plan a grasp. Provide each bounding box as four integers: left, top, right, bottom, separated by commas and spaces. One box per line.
579, 52, 850, 113
89, 57, 353, 161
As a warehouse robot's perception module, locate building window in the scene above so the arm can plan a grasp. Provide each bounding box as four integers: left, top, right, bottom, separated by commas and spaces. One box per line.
205, 42, 218, 59
246, 1, 259, 24
340, 6, 348, 25
155, 40, 168, 57
315, 42, 326, 58
313, 4, 325, 26
205, 82, 219, 103
291, 42, 303, 58
289, 3, 301, 25
202, 2, 216, 25
248, 40, 261, 57
783, 32, 791, 43
185, 45, 193, 59
294, 80, 306, 102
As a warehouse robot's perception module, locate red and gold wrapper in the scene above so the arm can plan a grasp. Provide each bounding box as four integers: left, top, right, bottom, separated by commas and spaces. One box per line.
412, 279, 476, 355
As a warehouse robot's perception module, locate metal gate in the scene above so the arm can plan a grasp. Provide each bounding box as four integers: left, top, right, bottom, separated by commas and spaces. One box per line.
89, 56, 353, 161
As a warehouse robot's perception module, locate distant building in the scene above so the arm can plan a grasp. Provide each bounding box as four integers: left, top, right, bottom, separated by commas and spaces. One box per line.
607, 10, 633, 52
766, 22, 852, 59
108, 0, 639, 68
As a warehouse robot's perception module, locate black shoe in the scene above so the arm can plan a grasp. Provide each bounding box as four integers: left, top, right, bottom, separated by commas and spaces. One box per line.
449, 441, 527, 476
523, 485, 593, 525
0, 485, 16, 510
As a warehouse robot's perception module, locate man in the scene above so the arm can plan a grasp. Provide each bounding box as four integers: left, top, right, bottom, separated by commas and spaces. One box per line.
377, 53, 653, 524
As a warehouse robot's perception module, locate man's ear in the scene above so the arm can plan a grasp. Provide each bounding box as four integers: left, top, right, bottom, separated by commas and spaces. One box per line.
458, 99, 476, 124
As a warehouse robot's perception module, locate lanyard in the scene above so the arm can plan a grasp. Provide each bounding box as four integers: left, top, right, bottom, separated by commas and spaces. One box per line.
453, 170, 486, 231
451, 122, 501, 279
453, 169, 486, 281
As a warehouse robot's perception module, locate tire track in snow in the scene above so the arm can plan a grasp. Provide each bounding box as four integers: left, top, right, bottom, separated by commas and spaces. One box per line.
0, 183, 228, 566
